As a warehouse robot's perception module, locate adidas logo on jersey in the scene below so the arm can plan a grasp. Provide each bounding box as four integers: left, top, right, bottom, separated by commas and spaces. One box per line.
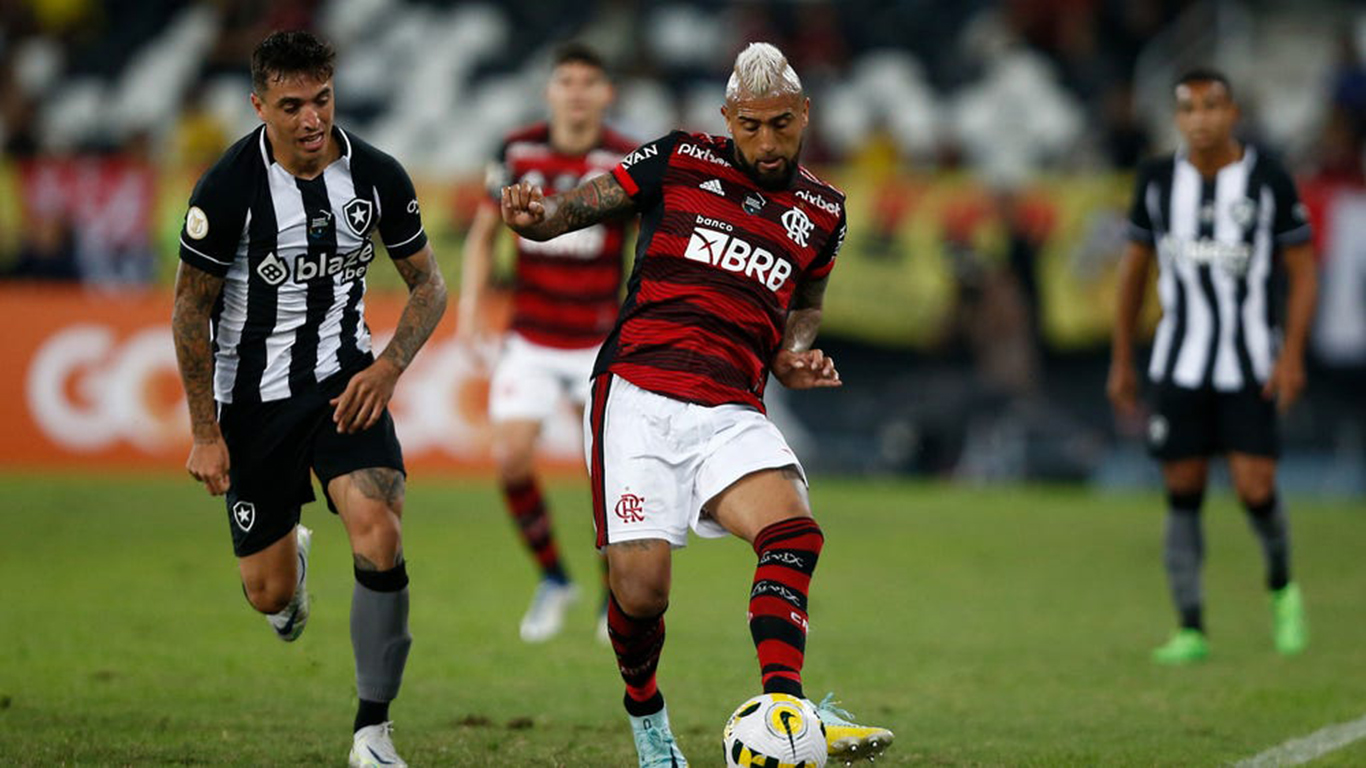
683, 216, 793, 292
700, 179, 725, 196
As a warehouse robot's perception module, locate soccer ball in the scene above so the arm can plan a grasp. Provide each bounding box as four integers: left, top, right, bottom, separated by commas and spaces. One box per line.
722, 693, 827, 767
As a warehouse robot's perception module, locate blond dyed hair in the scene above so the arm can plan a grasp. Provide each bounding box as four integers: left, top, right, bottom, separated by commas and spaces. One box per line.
725, 42, 803, 103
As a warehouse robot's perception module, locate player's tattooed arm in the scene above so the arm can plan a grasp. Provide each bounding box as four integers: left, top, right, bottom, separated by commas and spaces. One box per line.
174, 261, 232, 495
383, 244, 448, 373
331, 244, 446, 434
171, 262, 226, 440
502, 174, 635, 241
772, 275, 840, 389
782, 275, 829, 353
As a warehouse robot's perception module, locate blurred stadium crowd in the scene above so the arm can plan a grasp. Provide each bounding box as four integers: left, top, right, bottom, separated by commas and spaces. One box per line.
1, 0, 1363, 487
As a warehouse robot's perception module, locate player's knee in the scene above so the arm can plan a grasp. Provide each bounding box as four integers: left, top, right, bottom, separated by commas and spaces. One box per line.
242, 578, 294, 614
611, 578, 670, 618
494, 449, 535, 486
1232, 471, 1276, 509
1236, 482, 1277, 512
348, 512, 402, 562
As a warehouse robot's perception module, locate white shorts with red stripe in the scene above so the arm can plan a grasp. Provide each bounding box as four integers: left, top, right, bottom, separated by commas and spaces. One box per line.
584, 374, 807, 548
489, 332, 600, 423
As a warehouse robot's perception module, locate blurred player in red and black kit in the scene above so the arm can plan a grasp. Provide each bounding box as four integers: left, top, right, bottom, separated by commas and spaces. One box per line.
502, 42, 893, 767
458, 43, 636, 643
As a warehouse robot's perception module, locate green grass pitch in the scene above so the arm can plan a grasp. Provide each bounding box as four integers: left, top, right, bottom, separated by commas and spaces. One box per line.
1, 472, 1363, 766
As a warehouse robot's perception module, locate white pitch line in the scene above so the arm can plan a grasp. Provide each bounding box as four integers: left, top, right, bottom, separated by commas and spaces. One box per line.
1234, 713, 1366, 767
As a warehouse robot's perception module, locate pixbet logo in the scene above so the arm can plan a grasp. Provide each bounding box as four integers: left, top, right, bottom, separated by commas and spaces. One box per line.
795, 189, 839, 215
615, 493, 645, 523
683, 217, 792, 292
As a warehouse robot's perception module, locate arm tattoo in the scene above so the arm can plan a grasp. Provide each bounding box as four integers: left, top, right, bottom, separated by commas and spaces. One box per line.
521, 174, 635, 241
171, 264, 225, 440
352, 467, 406, 507
782, 276, 827, 353
382, 248, 448, 372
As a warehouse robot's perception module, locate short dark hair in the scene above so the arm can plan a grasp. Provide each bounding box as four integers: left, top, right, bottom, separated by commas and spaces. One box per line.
251, 30, 336, 95
1174, 67, 1233, 100
553, 42, 607, 73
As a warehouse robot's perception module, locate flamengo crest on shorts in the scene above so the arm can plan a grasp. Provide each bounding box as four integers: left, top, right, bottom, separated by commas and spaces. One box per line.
614, 492, 646, 523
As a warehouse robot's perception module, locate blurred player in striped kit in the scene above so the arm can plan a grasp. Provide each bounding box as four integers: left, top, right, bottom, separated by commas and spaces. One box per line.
1110, 68, 1317, 665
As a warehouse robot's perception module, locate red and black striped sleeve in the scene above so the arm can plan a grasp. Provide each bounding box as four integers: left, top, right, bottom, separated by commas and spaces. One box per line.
610, 131, 687, 208
806, 208, 847, 280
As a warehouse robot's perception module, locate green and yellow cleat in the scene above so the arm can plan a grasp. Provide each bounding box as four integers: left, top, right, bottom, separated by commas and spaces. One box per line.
1152, 628, 1209, 665
811, 693, 893, 765
1272, 582, 1308, 656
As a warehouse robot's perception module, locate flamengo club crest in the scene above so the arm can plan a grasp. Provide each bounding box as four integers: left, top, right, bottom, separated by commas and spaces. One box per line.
615, 493, 645, 523
782, 208, 813, 247
342, 198, 374, 236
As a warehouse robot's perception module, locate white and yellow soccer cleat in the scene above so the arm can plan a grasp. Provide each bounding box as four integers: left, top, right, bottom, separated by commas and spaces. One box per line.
811, 693, 894, 765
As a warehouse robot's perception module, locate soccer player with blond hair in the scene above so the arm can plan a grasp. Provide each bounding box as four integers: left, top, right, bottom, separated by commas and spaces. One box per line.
502, 42, 894, 766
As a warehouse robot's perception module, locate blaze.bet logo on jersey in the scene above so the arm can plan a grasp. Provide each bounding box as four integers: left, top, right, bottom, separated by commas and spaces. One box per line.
255, 243, 377, 286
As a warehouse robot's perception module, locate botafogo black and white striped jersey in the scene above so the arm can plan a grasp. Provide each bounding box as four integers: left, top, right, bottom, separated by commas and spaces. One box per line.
178, 125, 428, 404
1127, 146, 1312, 392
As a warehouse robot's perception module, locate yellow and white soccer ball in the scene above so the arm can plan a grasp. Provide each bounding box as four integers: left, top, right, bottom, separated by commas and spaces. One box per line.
722, 693, 827, 768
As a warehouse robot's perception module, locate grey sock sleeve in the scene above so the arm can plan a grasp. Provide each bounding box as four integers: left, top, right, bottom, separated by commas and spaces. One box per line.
351, 577, 412, 702
1163, 507, 1205, 630
1245, 495, 1291, 591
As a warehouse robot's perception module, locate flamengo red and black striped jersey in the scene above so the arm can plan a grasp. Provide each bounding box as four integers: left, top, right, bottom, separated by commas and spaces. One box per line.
597, 131, 848, 412
486, 123, 637, 349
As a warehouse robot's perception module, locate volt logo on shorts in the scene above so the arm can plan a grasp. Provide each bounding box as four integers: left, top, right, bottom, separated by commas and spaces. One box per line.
232, 501, 256, 532
615, 492, 645, 523
683, 220, 793, 291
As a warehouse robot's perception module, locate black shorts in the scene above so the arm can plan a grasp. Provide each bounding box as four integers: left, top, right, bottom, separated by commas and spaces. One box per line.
1146, 383, 1279, 461
219, 368, 405, 557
